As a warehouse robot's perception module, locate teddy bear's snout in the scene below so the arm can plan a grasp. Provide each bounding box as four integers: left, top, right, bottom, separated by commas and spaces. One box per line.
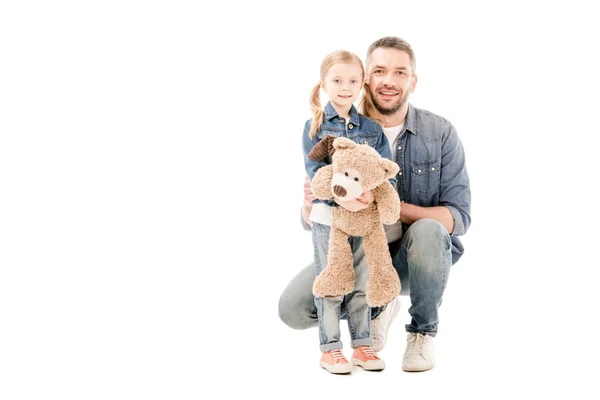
333, 185, 347, 197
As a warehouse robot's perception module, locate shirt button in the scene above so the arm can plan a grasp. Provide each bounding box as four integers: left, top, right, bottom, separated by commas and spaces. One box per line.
431, 167, 435, 171
398, 146, 402, 150
348, 123, 353, 129
398, 172, 402, 175
418, 169, 422, 173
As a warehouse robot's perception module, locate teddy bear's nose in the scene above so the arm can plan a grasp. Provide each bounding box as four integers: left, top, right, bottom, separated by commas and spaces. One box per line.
333, 185, 347, 197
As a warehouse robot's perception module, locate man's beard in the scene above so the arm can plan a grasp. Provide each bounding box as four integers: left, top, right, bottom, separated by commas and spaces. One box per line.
372, 90, 408, 115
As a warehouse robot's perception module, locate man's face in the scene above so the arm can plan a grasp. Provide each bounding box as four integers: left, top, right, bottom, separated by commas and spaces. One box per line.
367, 48, 417, 115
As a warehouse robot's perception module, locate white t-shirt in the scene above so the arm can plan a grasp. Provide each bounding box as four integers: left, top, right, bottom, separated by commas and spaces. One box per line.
382, 122, 405, 162
382, 122, 405, 243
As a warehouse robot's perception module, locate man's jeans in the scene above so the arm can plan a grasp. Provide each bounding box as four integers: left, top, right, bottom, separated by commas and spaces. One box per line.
279, 219, 453, 337
312, 222, 371, 352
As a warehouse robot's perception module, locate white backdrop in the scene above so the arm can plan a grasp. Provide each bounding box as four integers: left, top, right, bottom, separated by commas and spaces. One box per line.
1, 1, 599, 399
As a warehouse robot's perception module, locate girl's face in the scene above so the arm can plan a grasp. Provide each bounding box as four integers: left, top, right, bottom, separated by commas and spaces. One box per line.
321, 63, 364, 109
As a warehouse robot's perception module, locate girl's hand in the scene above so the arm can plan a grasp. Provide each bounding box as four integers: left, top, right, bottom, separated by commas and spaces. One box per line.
335, 190, 374, 212
303, 176, 315, 208
356, 191, 374, 206
302, 176, 314, 227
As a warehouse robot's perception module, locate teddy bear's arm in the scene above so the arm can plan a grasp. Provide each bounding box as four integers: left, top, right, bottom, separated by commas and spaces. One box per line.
373, 181, 401, 225
311, 165, 334, 200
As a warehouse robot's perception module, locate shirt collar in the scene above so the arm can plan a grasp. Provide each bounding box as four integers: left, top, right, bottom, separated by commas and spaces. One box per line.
404, 104, 418, 135
324, 101, 360, 126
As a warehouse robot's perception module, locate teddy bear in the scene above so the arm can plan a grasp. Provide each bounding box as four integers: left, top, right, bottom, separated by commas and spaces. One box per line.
308, 135, 401, 307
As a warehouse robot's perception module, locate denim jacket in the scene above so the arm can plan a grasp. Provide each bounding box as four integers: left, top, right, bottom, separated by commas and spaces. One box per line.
302, 103, 471, 264
302, 102, 395, 201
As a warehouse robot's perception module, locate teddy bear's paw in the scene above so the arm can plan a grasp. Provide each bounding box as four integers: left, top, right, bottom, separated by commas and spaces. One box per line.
366, 274, 400, 307
312, 267, 355, 298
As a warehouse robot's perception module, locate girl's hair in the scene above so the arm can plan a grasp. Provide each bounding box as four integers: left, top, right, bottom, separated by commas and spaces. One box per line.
309, 50, 378, 139
358, 82, 384, 127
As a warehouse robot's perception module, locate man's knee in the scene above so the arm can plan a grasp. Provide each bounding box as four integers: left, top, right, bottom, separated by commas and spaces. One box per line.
278, 266, 318, 330
409, 219, 451, 251
405, 219, 452, 275
278, 291, 316, 330
278, 290, 300, 329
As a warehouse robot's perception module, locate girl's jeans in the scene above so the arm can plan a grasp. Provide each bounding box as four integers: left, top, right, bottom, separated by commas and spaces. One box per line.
312, 222, 371, 352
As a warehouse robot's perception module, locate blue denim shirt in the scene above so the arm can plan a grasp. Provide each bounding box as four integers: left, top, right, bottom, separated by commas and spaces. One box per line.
302, 102, 395, 207
390, 104, 471, 263
302, 103, 471, 264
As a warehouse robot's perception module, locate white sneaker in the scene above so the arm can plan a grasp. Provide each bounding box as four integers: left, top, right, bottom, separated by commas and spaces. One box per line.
370, 297, 400, 352
402, 332, 435, 372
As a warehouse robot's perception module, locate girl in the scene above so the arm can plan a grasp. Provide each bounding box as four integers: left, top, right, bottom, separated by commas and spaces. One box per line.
301, 50, 394, 374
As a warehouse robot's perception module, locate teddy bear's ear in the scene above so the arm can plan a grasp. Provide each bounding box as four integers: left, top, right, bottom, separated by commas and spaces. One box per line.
307, 135, 336, 161
333, 137, 357, 150
379, 157, 400, 179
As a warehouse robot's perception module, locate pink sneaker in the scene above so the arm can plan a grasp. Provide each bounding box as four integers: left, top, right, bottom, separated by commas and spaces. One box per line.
351, 346, 385, 371
320, 349, 353, 374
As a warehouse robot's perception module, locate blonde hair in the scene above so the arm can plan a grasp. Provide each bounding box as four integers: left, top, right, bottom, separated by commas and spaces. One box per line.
358, 82, 384, 126
308, 50, 378, 139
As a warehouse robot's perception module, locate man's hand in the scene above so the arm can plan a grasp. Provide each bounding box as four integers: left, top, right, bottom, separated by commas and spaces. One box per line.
399, 202, 455, 234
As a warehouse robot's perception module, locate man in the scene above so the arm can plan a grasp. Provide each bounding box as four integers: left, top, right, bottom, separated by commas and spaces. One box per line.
279, 36, 471, 372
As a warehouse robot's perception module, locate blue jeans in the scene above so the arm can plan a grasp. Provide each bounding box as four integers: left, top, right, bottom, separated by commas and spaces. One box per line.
279, 219, 453, 337
312, 222, 371, 352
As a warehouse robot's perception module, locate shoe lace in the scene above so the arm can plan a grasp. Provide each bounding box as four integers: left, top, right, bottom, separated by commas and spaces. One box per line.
361, 346, 375, 357
409, 333, 428, 354
330, 349, 345, 361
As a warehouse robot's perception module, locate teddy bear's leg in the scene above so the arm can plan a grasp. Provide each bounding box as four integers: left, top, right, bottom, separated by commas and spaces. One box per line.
313, 226, 355, 298
363, 224, 401, 307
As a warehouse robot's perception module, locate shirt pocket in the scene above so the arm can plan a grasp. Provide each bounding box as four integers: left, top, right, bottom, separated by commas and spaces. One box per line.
350, 133, 379, 147
317, 128, 343, 140
411, 159, 441, 196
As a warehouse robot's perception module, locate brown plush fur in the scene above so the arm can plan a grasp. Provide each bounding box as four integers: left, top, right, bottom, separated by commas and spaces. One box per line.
307, 135, 336, 161
310, 136, 401, 307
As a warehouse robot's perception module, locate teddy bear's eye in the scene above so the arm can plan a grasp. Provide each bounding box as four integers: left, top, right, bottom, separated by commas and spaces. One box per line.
354, 177, 359, 182
345, 172, 349, 177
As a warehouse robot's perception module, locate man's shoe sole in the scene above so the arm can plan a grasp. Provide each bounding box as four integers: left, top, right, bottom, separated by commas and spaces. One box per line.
401, 364, 435, 372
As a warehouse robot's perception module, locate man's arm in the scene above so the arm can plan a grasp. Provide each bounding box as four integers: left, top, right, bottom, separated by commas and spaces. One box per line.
402, 122, 471, 235
399, 203, 454, 233
437, 123, 471, 235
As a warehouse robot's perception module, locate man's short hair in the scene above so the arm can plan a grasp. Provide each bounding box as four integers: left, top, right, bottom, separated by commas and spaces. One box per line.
366, 36, 416, 74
